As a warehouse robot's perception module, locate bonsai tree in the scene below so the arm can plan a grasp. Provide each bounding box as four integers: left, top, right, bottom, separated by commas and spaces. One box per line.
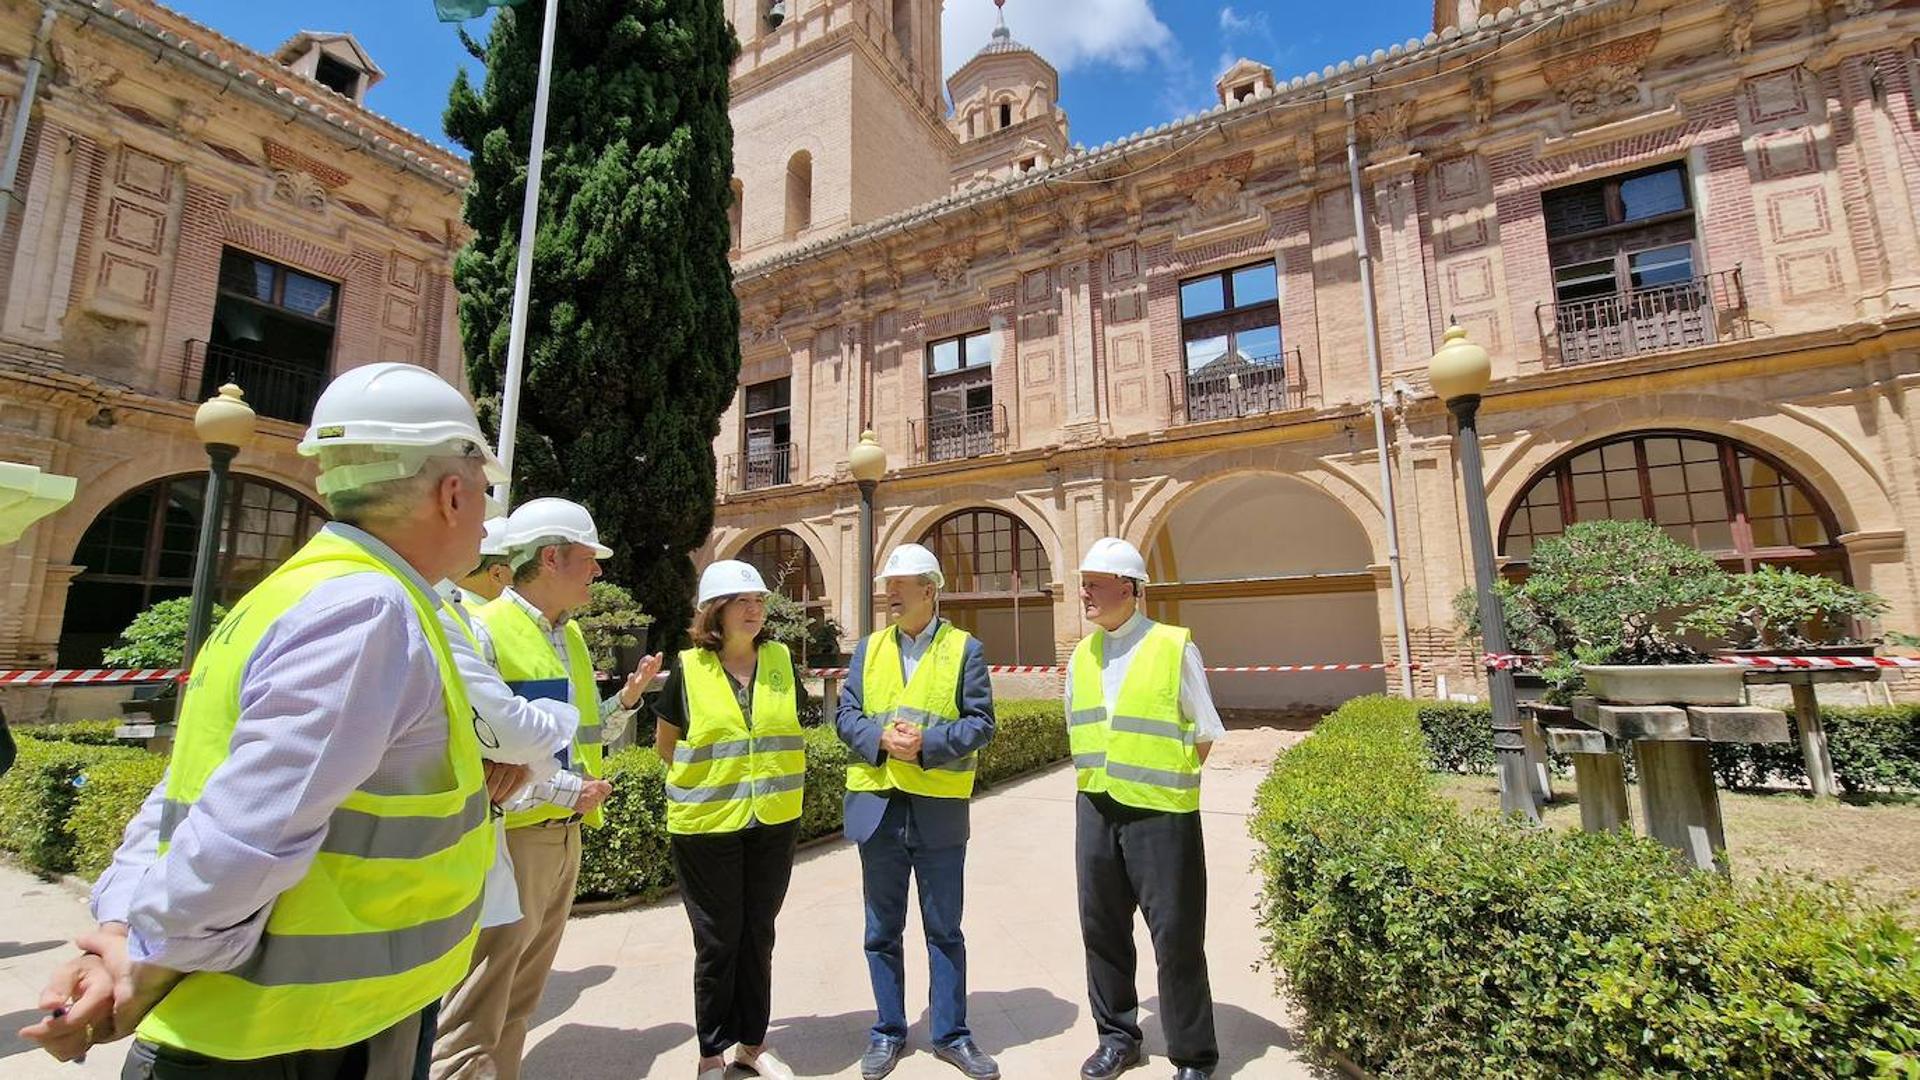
103, 597, 228, 668
571, 582, 653, 673
763, 591, 843, 668
1470, 520, 1732, 698
1680, 565, 1888, 651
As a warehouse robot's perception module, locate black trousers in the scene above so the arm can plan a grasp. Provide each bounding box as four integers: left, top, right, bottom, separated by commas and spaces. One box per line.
1076, 792, 1218, 1072
121, 1003, 437, 1080
671, 821, 800, 1058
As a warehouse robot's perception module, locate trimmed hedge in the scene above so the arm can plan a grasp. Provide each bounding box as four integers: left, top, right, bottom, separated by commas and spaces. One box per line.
6, 703, 1071, 901
1419, 700, 1920, 793
1253, 696, 1920, 1078
15, 719, 131, 746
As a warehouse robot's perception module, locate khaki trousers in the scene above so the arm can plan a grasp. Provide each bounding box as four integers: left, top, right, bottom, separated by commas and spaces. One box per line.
431, 821, 581, 1080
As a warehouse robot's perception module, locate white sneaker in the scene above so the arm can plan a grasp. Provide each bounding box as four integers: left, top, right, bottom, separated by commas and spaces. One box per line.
736, 1049, 796, 1080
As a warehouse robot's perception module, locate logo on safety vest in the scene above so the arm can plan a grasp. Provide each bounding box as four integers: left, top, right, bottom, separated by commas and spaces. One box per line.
768, 666, 788, 691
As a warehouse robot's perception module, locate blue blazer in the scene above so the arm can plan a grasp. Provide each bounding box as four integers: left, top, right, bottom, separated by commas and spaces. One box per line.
834, 622, 995, 849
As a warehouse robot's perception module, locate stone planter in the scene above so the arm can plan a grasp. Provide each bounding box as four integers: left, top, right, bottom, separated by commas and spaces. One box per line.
1579, 664, 1744, 707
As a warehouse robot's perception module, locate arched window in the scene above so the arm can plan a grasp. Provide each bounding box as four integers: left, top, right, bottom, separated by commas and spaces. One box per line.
59, 474, 327, 664
921, 508, 1050, 596
998, 101, 1013, 129
728, 178, 743, 253
784, 151, 812, 239
1499, 431, 1844, 576
739, 529, 825, 608
919, 508, 1054, 664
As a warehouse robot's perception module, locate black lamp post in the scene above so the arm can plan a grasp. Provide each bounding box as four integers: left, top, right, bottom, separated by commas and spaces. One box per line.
1430, 326, 1540, 822
182, 383, 256, 670
849, 429, 887, 638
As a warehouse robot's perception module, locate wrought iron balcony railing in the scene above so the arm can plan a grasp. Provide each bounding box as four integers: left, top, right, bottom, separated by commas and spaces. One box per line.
1539, 268, 1748, 368
186, 340, 328, 424
912, 404, 1007, 463
1170, 349, 1306, 424
723, 443, 793, 493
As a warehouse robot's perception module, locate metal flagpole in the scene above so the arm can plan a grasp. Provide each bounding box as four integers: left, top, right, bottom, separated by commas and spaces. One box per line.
492, 0, 561, 507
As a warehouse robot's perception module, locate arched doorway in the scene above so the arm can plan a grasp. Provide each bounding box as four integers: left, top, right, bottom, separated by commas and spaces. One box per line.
1499, 431, 1845, 576
58, 474, 326, 665
740, 528, 832, 665
920, 508, 1054, 664
1143, 474, 1384, 713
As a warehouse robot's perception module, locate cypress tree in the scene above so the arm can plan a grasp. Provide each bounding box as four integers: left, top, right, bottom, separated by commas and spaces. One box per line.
447, 0, 739, 654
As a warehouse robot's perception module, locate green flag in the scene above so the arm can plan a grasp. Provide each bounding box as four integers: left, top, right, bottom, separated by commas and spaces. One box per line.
435, 0, 523, 22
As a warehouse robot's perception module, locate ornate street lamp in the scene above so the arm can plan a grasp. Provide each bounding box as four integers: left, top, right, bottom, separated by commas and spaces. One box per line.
183, 383, 256, 669
849, 430, 888, 638
1430, 326, 1540, 822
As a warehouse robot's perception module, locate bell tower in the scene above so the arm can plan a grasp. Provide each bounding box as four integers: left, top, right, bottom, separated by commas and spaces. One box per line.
726, 0, 958, 260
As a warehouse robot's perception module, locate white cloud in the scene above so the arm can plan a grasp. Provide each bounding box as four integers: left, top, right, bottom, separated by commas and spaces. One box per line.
1219, 6, 1265, 35
941, 0, 1178, 79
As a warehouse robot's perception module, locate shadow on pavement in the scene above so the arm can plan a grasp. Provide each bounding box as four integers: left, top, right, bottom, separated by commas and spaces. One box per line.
520, 1020, 694, 1080
0, 940, 62, 962
0, 1007, 53, 1060
530, 965, 616, 1031
1142, 997, 1334, 1079
761, 1008, 874, 1077
934, 985, 1079, 1048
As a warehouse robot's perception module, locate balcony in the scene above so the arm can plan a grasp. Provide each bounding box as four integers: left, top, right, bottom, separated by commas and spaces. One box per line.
186, 340, 327, 424
723, 443, 793, 493
1170, 349, 1306, 424
1540, 268, 1749, 368
912, 404, 1007, 463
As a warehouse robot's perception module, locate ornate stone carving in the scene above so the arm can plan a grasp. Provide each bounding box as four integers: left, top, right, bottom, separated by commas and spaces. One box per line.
1726, 0, 1757, 58
1056, 197, 1090, 243
1837, 0, 1879, 16
931, 243, 972, 289
834, 266, 862, 303
742, 303, 781, 343
1358, 100, 1416, 151
55, 45, 120, 95
263, 140, 352, 189
1469, 74, 1494, 124
174, 102, 209, 138
1176, 151, 1254, 217
271, 169, 328, 213
386, 195, 416, 230
1542, 31, 1660, 119
1294, 136, 1319, 178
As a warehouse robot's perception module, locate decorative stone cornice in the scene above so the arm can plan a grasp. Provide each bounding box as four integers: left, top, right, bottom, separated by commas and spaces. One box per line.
1541, 30, 1660, 119
1358, 100, 1417, 151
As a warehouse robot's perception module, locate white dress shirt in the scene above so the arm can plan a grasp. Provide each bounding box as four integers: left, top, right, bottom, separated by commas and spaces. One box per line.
92, 524, 459, 971
894, 616, 941, 681
1063, 610, 1226, 745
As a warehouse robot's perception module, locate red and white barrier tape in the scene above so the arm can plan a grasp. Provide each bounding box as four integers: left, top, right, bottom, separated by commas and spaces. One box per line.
806, 662, 1407, 678
0, 668, 183, 686
1484, 652, 1920, 672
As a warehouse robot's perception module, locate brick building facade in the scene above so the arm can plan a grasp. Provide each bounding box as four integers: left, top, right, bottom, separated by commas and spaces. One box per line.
0, 1, 468, 711
713, 0, 1920, 712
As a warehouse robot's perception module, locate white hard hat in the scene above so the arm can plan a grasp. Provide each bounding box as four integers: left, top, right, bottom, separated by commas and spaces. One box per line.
1079, 536, 1149, 583
503, 498, 613, 568
479, 517, 510, 557
298, 363, 506, 495
699, 559, 770, 607
875, 543, 945, 589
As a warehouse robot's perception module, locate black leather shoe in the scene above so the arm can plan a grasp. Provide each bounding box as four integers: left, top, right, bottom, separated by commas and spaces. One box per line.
860, 1037, 905, 1080
1171, 1069, 1211, 1080
933, 1038, 1001, 1079
1080, 1043, 1143, 1080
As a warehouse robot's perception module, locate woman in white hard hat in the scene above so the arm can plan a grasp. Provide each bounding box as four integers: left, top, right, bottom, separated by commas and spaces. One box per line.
652, 560, 810, 1080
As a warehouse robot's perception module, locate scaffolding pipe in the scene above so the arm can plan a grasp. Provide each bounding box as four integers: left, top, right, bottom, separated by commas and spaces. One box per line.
1345, 94, 1416, 697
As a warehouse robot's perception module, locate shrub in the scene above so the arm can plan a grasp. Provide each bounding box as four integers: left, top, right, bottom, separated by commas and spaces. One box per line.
0, 738, 155, 877
1253, 696, 1920, 1078
978, 700, 1071, 787
1682, 565, 1891, 650
71, 751, 168, 880
101, 597, 227, 669
1416, 702, 1495, 774
16, 719, 129, 746
576, 747, 673, 902
571, 582, 653, 674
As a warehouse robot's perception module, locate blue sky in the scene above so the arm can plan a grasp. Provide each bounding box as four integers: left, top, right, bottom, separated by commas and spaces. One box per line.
161, 0, 1434, 154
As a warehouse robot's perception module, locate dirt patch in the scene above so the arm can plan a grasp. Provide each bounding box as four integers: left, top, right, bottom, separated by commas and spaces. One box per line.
1210, 724, 1312, 772
1435, 773, 1920, 919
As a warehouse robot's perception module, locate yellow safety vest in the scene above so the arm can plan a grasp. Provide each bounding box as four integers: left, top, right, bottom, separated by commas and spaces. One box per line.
846, 622, 977, 799
137, 531, 493, 1059
1069, 621, 1202, 813
476, 596, 606, 829
665, 643, 805, 835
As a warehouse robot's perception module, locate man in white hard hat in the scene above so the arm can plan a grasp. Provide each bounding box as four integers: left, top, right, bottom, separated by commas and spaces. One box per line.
450, 518, 515, 609
1068, 537, 1222, 1080
835, 543, 999, 1080
24, 362, 506, 1077
432, 497, 660, 1080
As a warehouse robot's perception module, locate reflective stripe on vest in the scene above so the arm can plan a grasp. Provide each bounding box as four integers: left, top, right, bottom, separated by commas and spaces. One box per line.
665, 643, 805, 835
477, 597, 606, 829
845, 622, 977, 798
1068, 622, 1201, 813
136, 531, 494, 1060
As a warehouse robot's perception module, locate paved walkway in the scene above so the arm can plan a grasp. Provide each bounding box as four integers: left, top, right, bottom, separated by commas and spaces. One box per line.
2, 728, 1328, 1079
